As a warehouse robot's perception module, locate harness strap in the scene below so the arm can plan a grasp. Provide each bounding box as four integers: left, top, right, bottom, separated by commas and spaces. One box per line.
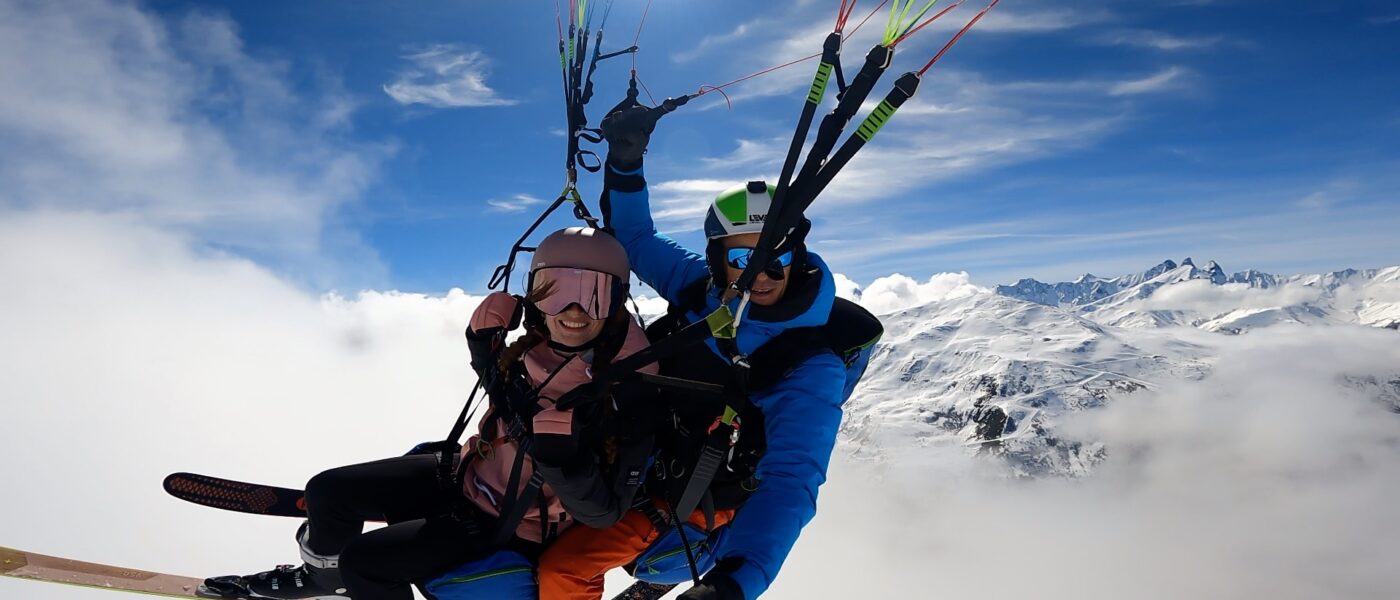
604, 303, 736, 380
493, 469, 545, 546
633, 494, 671, 532
671, 336, 749, 525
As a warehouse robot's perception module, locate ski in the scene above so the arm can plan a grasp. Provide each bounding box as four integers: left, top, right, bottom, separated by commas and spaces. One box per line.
1, 544, 207, 598
163, 472, 309, 518
610, 580, 679, 600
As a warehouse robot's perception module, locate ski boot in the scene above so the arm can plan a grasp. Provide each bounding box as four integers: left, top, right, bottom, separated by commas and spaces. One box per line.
199, 522, 349, 599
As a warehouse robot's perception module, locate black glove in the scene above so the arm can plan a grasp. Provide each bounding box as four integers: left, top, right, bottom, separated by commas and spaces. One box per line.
677, 572, 744, 600
611, 380, 666, 437
530, 432, 580, 468
601, 105, 656, 169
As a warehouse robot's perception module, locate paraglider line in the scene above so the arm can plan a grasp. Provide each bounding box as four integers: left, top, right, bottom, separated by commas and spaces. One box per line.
919, 0, 1000, 75
890, 0, 966, 47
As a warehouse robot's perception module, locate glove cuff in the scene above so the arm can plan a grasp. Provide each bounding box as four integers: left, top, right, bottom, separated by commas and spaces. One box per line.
605, 160, 645, 192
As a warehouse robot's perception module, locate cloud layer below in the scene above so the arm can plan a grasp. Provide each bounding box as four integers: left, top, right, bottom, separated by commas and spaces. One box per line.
775, 323, 1400, 600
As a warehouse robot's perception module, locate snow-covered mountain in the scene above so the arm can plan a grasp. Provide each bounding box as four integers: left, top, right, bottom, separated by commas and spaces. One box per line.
995, 259, 1400, 332
841, 261, 1400, 477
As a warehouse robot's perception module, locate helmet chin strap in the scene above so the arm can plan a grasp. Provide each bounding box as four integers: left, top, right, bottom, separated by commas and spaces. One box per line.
732, 290, 753, 330
547, 337, 599, 354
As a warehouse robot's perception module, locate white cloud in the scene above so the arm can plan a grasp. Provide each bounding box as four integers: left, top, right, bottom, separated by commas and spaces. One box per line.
0, 0, 392, 287
1294, 179, 1356, 210
1096, 29, 1224, 51
1295, 191, 1332, 209
1136, 279, 1327, 314
486, 193, 545, 214
1368, 14, 1400, 25
1109, 66, 1189, 96
970, 6, 1114, 33
383, 45, 517, 108
854, 272, 985, 315
671, 18, 771, 64
648, 178, 735, 228
832, 272, 864, 301
663, 67, 1127, 232
684, 3, 1114, 111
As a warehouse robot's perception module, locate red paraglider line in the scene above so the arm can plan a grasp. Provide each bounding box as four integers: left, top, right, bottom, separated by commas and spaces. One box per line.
919, 0, 1000, 75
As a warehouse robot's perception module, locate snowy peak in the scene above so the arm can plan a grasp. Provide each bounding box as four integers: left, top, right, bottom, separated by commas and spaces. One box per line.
993, 259, 1400, 333
1205, 260, 1226, 284
842, 262, 1398, 479
844, 289, 1206, 475
994, 258, 1226, 309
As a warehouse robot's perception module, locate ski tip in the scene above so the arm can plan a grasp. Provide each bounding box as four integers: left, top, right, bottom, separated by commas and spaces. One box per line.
161, 472, 188, 492
0, 546, 29, 574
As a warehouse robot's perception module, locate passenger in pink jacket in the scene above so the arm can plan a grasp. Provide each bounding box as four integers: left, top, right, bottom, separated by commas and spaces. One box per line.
204, 227, 659, 600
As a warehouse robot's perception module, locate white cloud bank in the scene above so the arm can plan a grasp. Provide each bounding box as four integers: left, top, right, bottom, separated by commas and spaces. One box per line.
1138, 278, 1326, 314
776, 323, 1400, 600
0, 211, 485, 600
850, 271, 986, 315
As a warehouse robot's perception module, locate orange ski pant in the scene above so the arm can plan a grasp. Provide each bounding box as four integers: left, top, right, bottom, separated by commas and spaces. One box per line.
537, 499, 735, 600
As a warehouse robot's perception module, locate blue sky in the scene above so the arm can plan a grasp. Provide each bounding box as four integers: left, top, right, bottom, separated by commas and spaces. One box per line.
3, 0, 1398, 293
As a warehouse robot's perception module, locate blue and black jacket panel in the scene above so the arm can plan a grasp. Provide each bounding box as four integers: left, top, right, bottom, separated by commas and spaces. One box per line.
603, 161, 880, 599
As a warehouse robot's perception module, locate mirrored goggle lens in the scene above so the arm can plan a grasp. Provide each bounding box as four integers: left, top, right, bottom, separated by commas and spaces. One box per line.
531, 268, 617, 320
725, 247, 793, 270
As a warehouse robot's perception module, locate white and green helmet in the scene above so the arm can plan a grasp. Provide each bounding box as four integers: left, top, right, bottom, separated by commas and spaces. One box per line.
703, 181, 778, 240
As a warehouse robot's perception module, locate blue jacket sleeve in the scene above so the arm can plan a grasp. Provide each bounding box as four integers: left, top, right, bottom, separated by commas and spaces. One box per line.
716, 351, 846, 599
603, 161, 710, 303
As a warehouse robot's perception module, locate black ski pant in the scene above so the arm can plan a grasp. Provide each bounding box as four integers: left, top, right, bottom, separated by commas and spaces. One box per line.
302, 454, 519, 600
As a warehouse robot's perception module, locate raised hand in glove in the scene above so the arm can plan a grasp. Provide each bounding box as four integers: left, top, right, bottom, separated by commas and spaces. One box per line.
468, 292, 522, 336
466, 292, 522, 376
601, 105, 657, 169
678, 572, 744, 600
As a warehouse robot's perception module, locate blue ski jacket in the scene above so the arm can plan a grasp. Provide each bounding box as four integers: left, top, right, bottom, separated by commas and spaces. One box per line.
604, 163, 846, 598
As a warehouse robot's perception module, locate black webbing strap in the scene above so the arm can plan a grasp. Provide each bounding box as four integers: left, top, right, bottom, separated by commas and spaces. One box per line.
483, 355, 578, 545
444, 380, 484, 446
490, 409, 547, 546
604, 303, 736, 381
791, 44, 893, 188
637, 372, 726, 396
666, 498, 703, 586
634, 494, 671, 531
436, 379, 484, 489
732, 43, 894, 299
493, 469, 546, 546
769, 32, 843, 219
800, 71, 921, 202
670, 337, 750, 526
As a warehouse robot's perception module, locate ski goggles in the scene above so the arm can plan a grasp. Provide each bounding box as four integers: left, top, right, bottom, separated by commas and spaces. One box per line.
529, 267, 620, 320
725, 247, 794, 271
